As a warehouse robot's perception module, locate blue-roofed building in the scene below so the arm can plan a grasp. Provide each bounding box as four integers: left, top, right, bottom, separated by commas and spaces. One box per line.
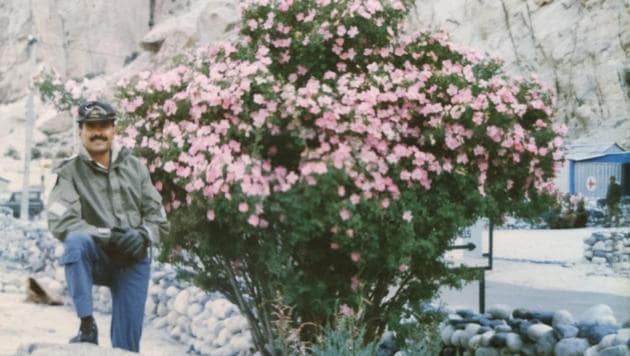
564, 143, 630, 199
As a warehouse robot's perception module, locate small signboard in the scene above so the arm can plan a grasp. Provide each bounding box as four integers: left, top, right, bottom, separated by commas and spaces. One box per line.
444, 218, 489, 268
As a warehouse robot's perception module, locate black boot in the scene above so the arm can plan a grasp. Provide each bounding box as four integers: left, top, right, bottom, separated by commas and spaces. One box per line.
69, 316, 98, 345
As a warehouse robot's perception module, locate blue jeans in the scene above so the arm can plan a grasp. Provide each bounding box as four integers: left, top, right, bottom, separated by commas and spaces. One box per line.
61, 231, 151, 352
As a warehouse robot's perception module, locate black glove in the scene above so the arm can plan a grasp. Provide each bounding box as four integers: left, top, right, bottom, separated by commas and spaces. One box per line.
110, 226, 150, 262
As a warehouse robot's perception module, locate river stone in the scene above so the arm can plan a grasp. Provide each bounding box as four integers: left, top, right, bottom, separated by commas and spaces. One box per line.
555, 324, 579, 339
190, 319, 204, 338
157, 302, 169, 317
495, 324, 512, 333
165, 285, 179, 297
578, 304, 617, 326
448, 314, 464, 326
462, 324, 482, 347
553, 310, 575, 328
599, 344, 629, 356
166, 310, 179, 325
504, 332, 522, 352
469, 335, 483, 350
480, 331, 495, 347
579, 324, 619, 345
528, 324, 554, 340
616, 328, 630, 343
457, 308, 478, 319
474, 347, 500, 356
487, 305, 512, 320
535, 331, 558, 356
554, 338, 590, 356
145, 298, 156, 316
451, 330, 466, 347
173, 289, 191, 314
214, 327, 231, 347
153, 316, 168, 329
530, 311, 555, 325
599, 334, 623, 349
520, 343, 536, 356
516, 320, 535, 337
584, 345, 600, 356
229, 334, 252, 352
186, 303, 202, 318
489, 333, 507, 348
208, 299, 237, 320
176, 315, 191, 333
441, 325, 456, 345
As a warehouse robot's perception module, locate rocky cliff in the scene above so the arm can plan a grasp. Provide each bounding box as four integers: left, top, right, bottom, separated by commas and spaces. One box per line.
410, 0, 630, 147
0, 0, 628, 148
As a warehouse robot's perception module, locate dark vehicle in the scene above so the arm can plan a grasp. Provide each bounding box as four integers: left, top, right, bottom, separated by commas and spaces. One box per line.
0, 190, 44, 219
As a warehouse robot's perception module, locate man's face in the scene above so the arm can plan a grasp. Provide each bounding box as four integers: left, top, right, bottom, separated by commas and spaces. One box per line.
79, 120, 115, 156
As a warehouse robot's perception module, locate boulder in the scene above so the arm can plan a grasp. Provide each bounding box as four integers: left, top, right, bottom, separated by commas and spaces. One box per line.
578, 304, 617, 326
554, 324, 579, 339
554, 338, 590, 356
553, 310, 575, 328
599, 344, 630, 356
487, 305, 512, 320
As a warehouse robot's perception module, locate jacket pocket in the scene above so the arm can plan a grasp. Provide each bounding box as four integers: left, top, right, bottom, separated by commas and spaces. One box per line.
128, 210, 142, 227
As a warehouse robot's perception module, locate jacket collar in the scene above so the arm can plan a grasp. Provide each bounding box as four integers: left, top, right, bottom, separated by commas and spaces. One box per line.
78, 141, 129, 171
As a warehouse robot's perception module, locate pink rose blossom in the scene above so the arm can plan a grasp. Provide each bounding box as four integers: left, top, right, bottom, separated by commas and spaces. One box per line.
402, 211, 413, 222
248, 214, 260, 226
339, 208, 351, 221
351, 275, 360, 290
339, 304, 354, 317
381, 198, 390, 208
350, 251, 361, 262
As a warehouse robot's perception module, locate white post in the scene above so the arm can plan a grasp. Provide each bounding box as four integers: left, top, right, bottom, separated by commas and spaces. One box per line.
20, 35, 37, 221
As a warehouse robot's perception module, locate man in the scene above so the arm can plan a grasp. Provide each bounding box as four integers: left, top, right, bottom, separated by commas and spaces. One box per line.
606, 175, 621, 225
47, 101, 169, 352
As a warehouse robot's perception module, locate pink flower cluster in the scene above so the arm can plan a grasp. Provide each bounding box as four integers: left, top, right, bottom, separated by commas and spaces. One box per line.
114, 0, 566, 273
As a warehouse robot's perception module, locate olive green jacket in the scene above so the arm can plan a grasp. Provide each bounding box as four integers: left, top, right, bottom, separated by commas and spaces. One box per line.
47, 145, 169, 244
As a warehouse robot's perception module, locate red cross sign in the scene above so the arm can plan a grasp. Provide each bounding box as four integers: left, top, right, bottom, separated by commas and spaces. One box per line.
586, 176, 597, 191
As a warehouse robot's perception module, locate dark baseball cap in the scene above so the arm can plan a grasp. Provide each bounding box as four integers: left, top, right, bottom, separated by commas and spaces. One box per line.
77, 101, 117, 123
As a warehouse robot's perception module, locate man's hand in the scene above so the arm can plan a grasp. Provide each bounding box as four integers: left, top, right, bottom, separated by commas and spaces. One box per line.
110, 227, 150, 262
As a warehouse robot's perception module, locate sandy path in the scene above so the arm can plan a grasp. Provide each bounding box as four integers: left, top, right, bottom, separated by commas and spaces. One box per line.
0, 292, 189, 356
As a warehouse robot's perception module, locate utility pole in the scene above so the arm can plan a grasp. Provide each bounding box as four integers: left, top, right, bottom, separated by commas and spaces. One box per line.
20, 35, 37, 221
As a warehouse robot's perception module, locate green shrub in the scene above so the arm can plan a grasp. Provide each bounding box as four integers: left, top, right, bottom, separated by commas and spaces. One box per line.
4, 147, 19, 160
37, 0, 566, 352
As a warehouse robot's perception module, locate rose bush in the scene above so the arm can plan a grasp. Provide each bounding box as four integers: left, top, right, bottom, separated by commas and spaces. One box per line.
38, 0, 567, 352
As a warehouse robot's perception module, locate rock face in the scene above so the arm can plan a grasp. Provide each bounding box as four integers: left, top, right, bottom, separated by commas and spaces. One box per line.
1, 0, 628, 157
0, 0, 149, 102
0, 0, 239, 103
409, 0, 630, 147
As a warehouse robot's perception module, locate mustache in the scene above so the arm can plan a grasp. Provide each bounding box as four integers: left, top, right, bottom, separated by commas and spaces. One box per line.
90, 136, 108, 142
